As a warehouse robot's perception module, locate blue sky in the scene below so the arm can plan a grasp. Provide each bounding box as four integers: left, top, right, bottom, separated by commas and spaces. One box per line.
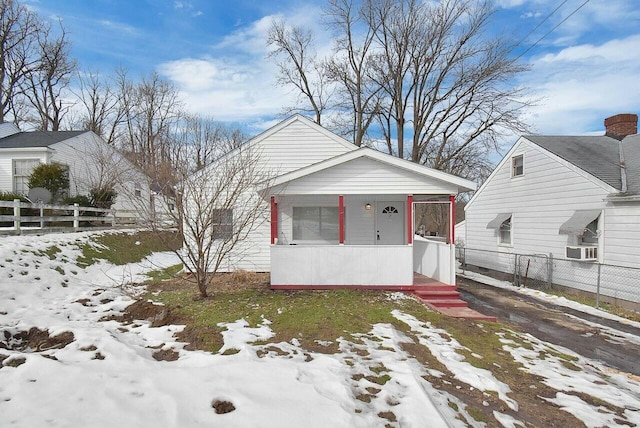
27, 0, 640, 141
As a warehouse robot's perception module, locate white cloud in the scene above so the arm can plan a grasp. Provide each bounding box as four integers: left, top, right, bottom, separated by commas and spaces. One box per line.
158, 3, 333, 124
522, 35, 640, 134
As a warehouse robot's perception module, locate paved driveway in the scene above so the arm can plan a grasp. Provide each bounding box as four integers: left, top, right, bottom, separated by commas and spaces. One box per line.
457, 277, 640, 376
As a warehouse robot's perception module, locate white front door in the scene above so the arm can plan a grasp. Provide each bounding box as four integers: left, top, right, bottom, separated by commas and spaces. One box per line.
375, 202, 404, 245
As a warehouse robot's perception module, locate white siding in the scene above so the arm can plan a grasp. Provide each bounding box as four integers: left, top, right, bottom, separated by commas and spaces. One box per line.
270, 157, 459, 195
0, 149, 49, 193
251, 119, 355, 175
49, 133, 153, 215
603, 202, 640, 267
465, 138, 640, 302
210, 118, 355, 272
271, 245, 413, 286
465, 140, 610, 258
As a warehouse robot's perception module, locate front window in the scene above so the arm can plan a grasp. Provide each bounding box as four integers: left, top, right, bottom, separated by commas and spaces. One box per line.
581, 218, 599, 245
293, 206, 341, 242
512, 154, 524, 177
212, 209, 233, 240
13, 159, 41, 195
499, 217, 512, 244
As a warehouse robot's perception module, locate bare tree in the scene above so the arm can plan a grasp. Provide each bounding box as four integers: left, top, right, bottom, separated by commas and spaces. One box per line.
270, 0, 532, 183
121, 135, 272, 298
171, 114, 246, 172
23, 19, 77, 131
324, 0, 383, 146
0, 0, 40, 124
119, 72, 183, 168
267, 19, 332, 125
405, 0, 531, 175
72, 69, 126, 144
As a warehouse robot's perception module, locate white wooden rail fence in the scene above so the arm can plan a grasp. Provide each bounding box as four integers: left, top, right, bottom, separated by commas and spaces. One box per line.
0, 199, 139, 233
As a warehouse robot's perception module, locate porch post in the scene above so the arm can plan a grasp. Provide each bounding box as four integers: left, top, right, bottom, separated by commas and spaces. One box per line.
270, 196, 277, 244
449, 195, 456, 244
339, 195, 345, 244
407, 195, 413, 245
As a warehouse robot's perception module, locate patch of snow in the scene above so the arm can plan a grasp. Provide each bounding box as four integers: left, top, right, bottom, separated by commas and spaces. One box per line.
392, 310, 518, 412
493, 411, 525, 427
498, 331, 640, 427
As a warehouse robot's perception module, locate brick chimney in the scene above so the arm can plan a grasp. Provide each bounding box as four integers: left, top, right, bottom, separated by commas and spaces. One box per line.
604, 113, 638, 140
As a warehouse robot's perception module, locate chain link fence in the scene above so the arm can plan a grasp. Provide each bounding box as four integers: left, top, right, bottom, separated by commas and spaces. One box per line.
457, 247, 640, 308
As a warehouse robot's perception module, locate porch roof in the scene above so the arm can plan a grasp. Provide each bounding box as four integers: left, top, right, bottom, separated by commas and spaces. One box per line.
258, 148, 477, 195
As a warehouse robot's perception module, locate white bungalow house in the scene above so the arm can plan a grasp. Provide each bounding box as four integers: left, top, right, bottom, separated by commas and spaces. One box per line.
195, 115, 476, 288
0, 122, 156, 220
462, 113, 640, 303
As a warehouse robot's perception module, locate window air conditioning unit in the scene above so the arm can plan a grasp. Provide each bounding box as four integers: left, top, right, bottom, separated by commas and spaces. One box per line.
565, 246, 598, 261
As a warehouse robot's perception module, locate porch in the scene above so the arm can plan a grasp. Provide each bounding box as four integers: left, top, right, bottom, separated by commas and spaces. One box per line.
269, 193, 457, 288
260, 148, 476, 290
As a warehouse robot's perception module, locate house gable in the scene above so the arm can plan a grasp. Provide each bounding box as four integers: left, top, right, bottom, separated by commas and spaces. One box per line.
193, 115, 357, 182
464, 136, 613, 255
467, 137, 618, 210
263, 147, 476, 195
268, 156, 461, 195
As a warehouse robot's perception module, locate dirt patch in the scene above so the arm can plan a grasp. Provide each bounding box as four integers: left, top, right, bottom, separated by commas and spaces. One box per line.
152, 347, 179, 361
2, 356, 26, 367
102, 300, 170, 327
212, 399, 236, 414
1, 328, 74, 352
147, 270, 270, 294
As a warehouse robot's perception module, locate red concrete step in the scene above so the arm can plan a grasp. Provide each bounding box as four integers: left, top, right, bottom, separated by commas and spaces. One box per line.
421, 299, 468, 308
414, 290, 461, 300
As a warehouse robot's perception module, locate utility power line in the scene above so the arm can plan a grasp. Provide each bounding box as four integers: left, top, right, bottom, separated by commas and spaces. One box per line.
515, 0, 591, 61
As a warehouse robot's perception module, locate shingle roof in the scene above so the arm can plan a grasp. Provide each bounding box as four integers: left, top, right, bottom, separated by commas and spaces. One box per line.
524, 135, 624, 191
0, 130, 86, 149
622, 135, 640, 195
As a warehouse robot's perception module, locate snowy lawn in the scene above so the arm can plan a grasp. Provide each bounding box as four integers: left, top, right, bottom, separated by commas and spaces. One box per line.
0, 230, 639, 427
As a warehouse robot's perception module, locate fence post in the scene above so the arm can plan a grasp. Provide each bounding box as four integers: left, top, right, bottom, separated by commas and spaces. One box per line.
462, 247, 466, 273
73, 203, 79, 229
513, 254, 518, 286
40, 205, 44, 229
13, 199, 21, 233
596, 263, 602, 309
111, 209, 117, 227
547, 253, 553, 288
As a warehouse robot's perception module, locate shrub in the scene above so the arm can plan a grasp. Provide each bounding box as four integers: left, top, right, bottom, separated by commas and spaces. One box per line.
90, 187, 117, 209
28, 163, 69, 203
62, 195, 92, 207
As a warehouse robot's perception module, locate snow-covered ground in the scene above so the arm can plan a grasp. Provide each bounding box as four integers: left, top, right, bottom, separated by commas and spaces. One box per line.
1, 231, 639, 427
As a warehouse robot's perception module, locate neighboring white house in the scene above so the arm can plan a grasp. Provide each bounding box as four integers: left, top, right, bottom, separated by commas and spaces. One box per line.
0, 122, 156, 220
463, 113, 640, 303
191, 114, 476, 288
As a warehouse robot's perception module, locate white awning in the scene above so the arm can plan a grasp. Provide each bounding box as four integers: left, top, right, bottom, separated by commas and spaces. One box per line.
558, 210, 601, 236
486, 213, 511, 230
